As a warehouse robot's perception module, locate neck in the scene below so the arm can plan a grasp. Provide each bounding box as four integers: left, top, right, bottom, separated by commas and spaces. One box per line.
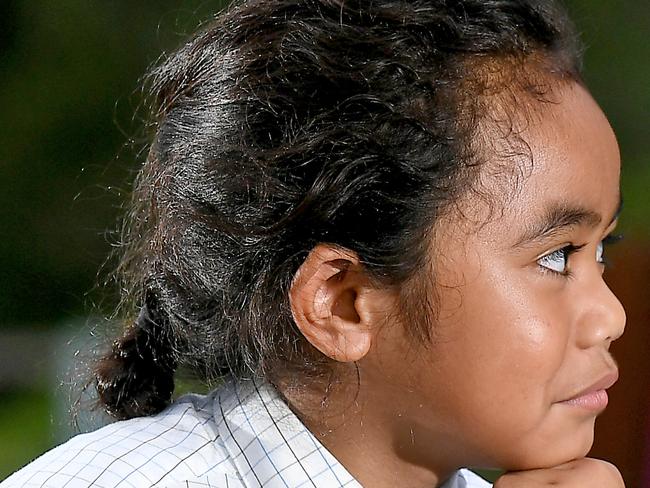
275, 367, 461, 488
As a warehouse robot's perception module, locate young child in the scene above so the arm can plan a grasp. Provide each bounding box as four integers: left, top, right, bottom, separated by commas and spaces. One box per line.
2, 0, 626, 486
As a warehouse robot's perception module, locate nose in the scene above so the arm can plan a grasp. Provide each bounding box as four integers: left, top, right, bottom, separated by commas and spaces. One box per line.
576, 277, 627, 349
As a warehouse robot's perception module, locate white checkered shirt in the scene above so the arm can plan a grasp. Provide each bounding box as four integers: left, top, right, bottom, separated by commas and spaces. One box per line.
1, 379, 491, 487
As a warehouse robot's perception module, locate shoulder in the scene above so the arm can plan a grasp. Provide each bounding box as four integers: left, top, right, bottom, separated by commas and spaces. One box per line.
0, 392, 242, 488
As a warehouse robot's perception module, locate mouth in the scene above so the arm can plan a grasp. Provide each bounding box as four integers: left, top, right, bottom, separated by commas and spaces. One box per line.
557, 370, 619, 412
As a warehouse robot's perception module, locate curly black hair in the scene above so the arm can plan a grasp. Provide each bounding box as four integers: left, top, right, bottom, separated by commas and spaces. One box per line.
95, 0, 583, 420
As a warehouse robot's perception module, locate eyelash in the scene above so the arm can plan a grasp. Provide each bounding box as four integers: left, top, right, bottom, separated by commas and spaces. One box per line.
537, 233, 624, 278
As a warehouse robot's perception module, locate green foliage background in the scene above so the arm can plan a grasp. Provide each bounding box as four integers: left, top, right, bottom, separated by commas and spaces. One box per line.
0, 0, 647, 479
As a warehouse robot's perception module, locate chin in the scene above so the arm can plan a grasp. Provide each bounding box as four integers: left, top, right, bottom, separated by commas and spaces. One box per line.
490, 421, 596, 471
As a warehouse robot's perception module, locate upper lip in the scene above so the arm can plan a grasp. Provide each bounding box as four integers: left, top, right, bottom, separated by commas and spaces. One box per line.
561, 369, 619, 402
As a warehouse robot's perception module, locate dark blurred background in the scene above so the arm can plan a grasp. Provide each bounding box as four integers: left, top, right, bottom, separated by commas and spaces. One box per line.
0, 0, 648, 485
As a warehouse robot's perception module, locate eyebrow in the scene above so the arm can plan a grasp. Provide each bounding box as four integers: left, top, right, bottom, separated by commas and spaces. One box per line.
513, 195, 623, 248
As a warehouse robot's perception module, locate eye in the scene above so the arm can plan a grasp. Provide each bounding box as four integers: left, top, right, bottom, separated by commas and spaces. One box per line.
537, 234, 623, 277
596, 241, 604, 264
536, 243, 584, 276
537, 246, 572, 275
598, 233, 624, 267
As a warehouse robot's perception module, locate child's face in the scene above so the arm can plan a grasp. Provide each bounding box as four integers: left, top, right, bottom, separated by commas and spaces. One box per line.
366, 81, 625, 471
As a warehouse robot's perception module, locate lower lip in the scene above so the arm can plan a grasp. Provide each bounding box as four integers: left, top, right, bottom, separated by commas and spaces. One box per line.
560, 389, 609, 412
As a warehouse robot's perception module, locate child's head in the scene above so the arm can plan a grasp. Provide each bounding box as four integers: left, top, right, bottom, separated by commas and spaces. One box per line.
96, 0, 624, 472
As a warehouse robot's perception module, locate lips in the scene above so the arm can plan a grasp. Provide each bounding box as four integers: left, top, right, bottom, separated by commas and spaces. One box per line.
563, 369, 618, 402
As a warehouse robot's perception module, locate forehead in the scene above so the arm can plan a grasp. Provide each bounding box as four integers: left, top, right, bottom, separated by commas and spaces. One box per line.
514, 83, 619, 215
459, 82, 621, 236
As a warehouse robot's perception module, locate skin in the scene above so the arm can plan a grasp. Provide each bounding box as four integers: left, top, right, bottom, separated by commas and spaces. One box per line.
286, 81, 626, 487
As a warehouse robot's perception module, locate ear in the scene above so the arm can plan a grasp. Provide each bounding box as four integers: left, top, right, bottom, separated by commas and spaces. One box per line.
289, 244, 376, 362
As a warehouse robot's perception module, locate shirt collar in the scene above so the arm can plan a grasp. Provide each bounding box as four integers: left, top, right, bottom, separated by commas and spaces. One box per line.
214, 378, 362, 488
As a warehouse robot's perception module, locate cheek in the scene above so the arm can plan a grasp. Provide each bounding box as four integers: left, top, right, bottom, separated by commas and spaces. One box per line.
440, 271, 571, 383
457, 273, 606, 468
425, 273, 574, 446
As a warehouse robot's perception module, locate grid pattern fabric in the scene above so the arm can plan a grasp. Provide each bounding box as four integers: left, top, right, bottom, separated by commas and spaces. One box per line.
1, 379, 490, 487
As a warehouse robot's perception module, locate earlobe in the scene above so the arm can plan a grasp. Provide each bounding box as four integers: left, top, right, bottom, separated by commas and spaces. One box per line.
290, 245, 374, 363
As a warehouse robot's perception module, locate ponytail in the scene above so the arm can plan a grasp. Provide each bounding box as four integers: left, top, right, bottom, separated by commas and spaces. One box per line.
95, 291, 177, 420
